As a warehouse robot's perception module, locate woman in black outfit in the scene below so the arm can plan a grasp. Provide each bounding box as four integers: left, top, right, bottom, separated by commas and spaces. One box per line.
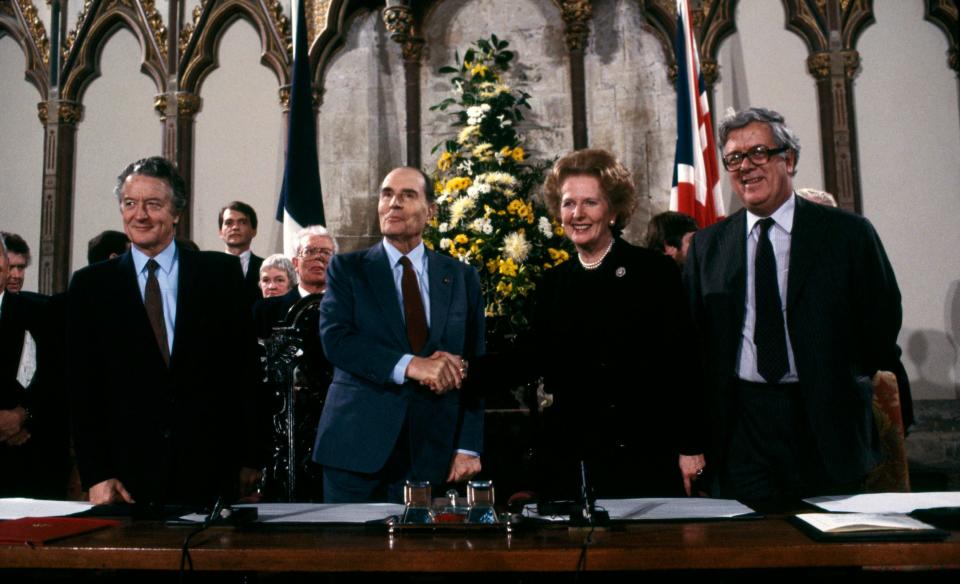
532, 149, 706, 501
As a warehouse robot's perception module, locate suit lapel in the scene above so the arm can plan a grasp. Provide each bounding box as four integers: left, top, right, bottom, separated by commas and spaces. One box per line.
426, 250, 453, 347
172, 247, 196, 366
786, 196, 825, 310
363, 243, 408, 349
718, 210, 747, 333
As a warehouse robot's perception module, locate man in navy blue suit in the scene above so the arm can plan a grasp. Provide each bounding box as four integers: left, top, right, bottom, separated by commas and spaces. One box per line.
314, 167, 485, 503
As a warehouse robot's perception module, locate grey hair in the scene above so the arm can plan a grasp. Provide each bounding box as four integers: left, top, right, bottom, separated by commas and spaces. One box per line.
718, 107, 801, 175
113, 156, 188, 213
260, 253, 298, 286
293, 225, 338, 256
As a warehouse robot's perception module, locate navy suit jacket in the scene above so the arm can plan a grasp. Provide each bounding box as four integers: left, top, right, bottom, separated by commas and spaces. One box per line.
68, 246, 265, 504
684, 195, 906, 485
313, 242, 485, 485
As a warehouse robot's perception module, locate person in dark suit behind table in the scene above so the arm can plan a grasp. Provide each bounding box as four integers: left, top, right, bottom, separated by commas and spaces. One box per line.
218, 201, 263, 305
313, 167, 485, 503
68, 157, 266, 507
684, 107, 906, 506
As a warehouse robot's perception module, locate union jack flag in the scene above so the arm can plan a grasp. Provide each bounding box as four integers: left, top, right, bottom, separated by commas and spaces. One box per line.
670, 0, 724, 227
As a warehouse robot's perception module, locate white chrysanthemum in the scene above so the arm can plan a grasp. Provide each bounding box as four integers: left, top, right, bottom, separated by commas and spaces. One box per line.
469, 217, 492, 233
502, 231, 531, 263
458, 159, 474, 174
436, 193, 449, 205
439, 222, 450, 233
538, 216, 553, 238
448, 197, 475, 226
466, 184, 480, 198
457, 125, 478, 144
478, 171, 517, 187
439, 238, 452, 250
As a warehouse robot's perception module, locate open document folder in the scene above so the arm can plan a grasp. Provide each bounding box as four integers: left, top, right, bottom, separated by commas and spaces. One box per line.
524, 498, 756, 521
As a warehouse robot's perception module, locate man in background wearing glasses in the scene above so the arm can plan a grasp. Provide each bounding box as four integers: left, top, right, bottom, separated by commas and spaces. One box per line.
683, 107, 905, 508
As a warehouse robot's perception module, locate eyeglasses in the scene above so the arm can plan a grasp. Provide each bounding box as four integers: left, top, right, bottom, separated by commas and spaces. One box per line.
299, 247, 334, 260
721, 145, 789, 171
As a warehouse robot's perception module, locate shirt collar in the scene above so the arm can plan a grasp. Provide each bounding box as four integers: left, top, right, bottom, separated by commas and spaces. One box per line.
131, 240, 178, 275
745, 191, 796, 237
382, 239, 427, 274
0, 290, 5, 318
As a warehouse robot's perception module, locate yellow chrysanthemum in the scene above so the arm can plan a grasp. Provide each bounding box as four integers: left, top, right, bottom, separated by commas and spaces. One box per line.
437, 151, 453, 171
444, 176, 472, 194
498, 258, 518, 277
486, 258, 498, 274
496, 280, 513, 296
454, 233, 469, 244
470, 64, 489, 77
507, 199, 524, 215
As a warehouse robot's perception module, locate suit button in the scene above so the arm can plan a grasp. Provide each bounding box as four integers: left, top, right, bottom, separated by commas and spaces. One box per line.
162, 429, 172, 440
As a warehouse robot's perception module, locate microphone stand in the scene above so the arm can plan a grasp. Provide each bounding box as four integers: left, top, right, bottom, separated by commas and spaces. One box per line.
570, 460, 609, 527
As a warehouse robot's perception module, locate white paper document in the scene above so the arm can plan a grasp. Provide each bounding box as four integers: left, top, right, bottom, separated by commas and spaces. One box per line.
0, 498, 94, 520
795, 513, 938, 533
180, 502, 404, 524
804, 492, 960, 514
524, 498, 755, 521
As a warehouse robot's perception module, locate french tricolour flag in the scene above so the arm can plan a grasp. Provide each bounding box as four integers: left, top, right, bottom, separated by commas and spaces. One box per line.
670, 0, 724, 228
277, 0, 326, 256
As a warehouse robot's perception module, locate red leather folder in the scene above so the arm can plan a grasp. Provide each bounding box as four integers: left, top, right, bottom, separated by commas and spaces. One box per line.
0, 517, 120, 546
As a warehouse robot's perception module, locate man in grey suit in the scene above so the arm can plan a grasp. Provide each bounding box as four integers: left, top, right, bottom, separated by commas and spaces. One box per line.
314, 167, 485, 503
684, 107, 905, 505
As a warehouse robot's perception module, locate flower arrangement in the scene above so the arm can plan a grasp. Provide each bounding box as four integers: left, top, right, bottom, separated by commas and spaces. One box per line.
425, 35, 572, 341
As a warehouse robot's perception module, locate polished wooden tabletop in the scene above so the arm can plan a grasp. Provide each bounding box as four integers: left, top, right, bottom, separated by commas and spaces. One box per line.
1, 517, 958, 573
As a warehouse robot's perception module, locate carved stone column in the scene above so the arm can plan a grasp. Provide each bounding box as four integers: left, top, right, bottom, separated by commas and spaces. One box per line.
383, 2, 424, 167
38, 99, 82, 294
560, 0, 592, 149
807, 47, 862, 214
155, 91, 201, 238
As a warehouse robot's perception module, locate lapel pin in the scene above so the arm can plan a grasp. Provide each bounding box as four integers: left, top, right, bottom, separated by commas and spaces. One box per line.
615, 267, 626, 278
442, 276, 452, 284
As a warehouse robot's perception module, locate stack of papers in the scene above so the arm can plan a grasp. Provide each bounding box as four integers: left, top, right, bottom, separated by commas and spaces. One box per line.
524, 498, 755, 521
180, 502, 404, 524
804, 492, 960, 514
0, 498, 94, 520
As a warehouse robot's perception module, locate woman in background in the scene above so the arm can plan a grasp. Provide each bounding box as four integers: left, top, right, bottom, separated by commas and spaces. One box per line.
258, 254, 297, 299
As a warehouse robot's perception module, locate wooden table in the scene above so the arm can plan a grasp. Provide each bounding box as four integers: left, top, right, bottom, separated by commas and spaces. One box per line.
1, 517, 958, 575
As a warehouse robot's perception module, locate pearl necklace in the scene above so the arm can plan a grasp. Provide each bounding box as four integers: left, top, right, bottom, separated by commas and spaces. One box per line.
578, 238, 615, 270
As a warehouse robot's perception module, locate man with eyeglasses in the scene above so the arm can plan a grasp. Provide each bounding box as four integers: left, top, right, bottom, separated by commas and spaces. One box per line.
252, 225, 337, 338
683, 107, 905, 508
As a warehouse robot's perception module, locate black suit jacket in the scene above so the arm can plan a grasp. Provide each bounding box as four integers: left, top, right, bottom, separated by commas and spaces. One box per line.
68, 246, 265, 505
241, 252, 264, 307
1, 291, 68, 497
251, 288, 300, 339
684, 195, 906, 486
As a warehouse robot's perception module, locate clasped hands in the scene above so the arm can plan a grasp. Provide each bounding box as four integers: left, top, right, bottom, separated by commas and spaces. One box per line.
406, 351, 468, 395
0, 407, 31, 446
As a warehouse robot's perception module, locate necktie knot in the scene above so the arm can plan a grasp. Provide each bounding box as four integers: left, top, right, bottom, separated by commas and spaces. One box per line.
146, 258, 160, 275
758, 217, 775, 236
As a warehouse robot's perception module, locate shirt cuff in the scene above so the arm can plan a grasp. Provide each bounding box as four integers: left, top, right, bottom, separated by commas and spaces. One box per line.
456, 449, 480, 458
392, 354, 415, 385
